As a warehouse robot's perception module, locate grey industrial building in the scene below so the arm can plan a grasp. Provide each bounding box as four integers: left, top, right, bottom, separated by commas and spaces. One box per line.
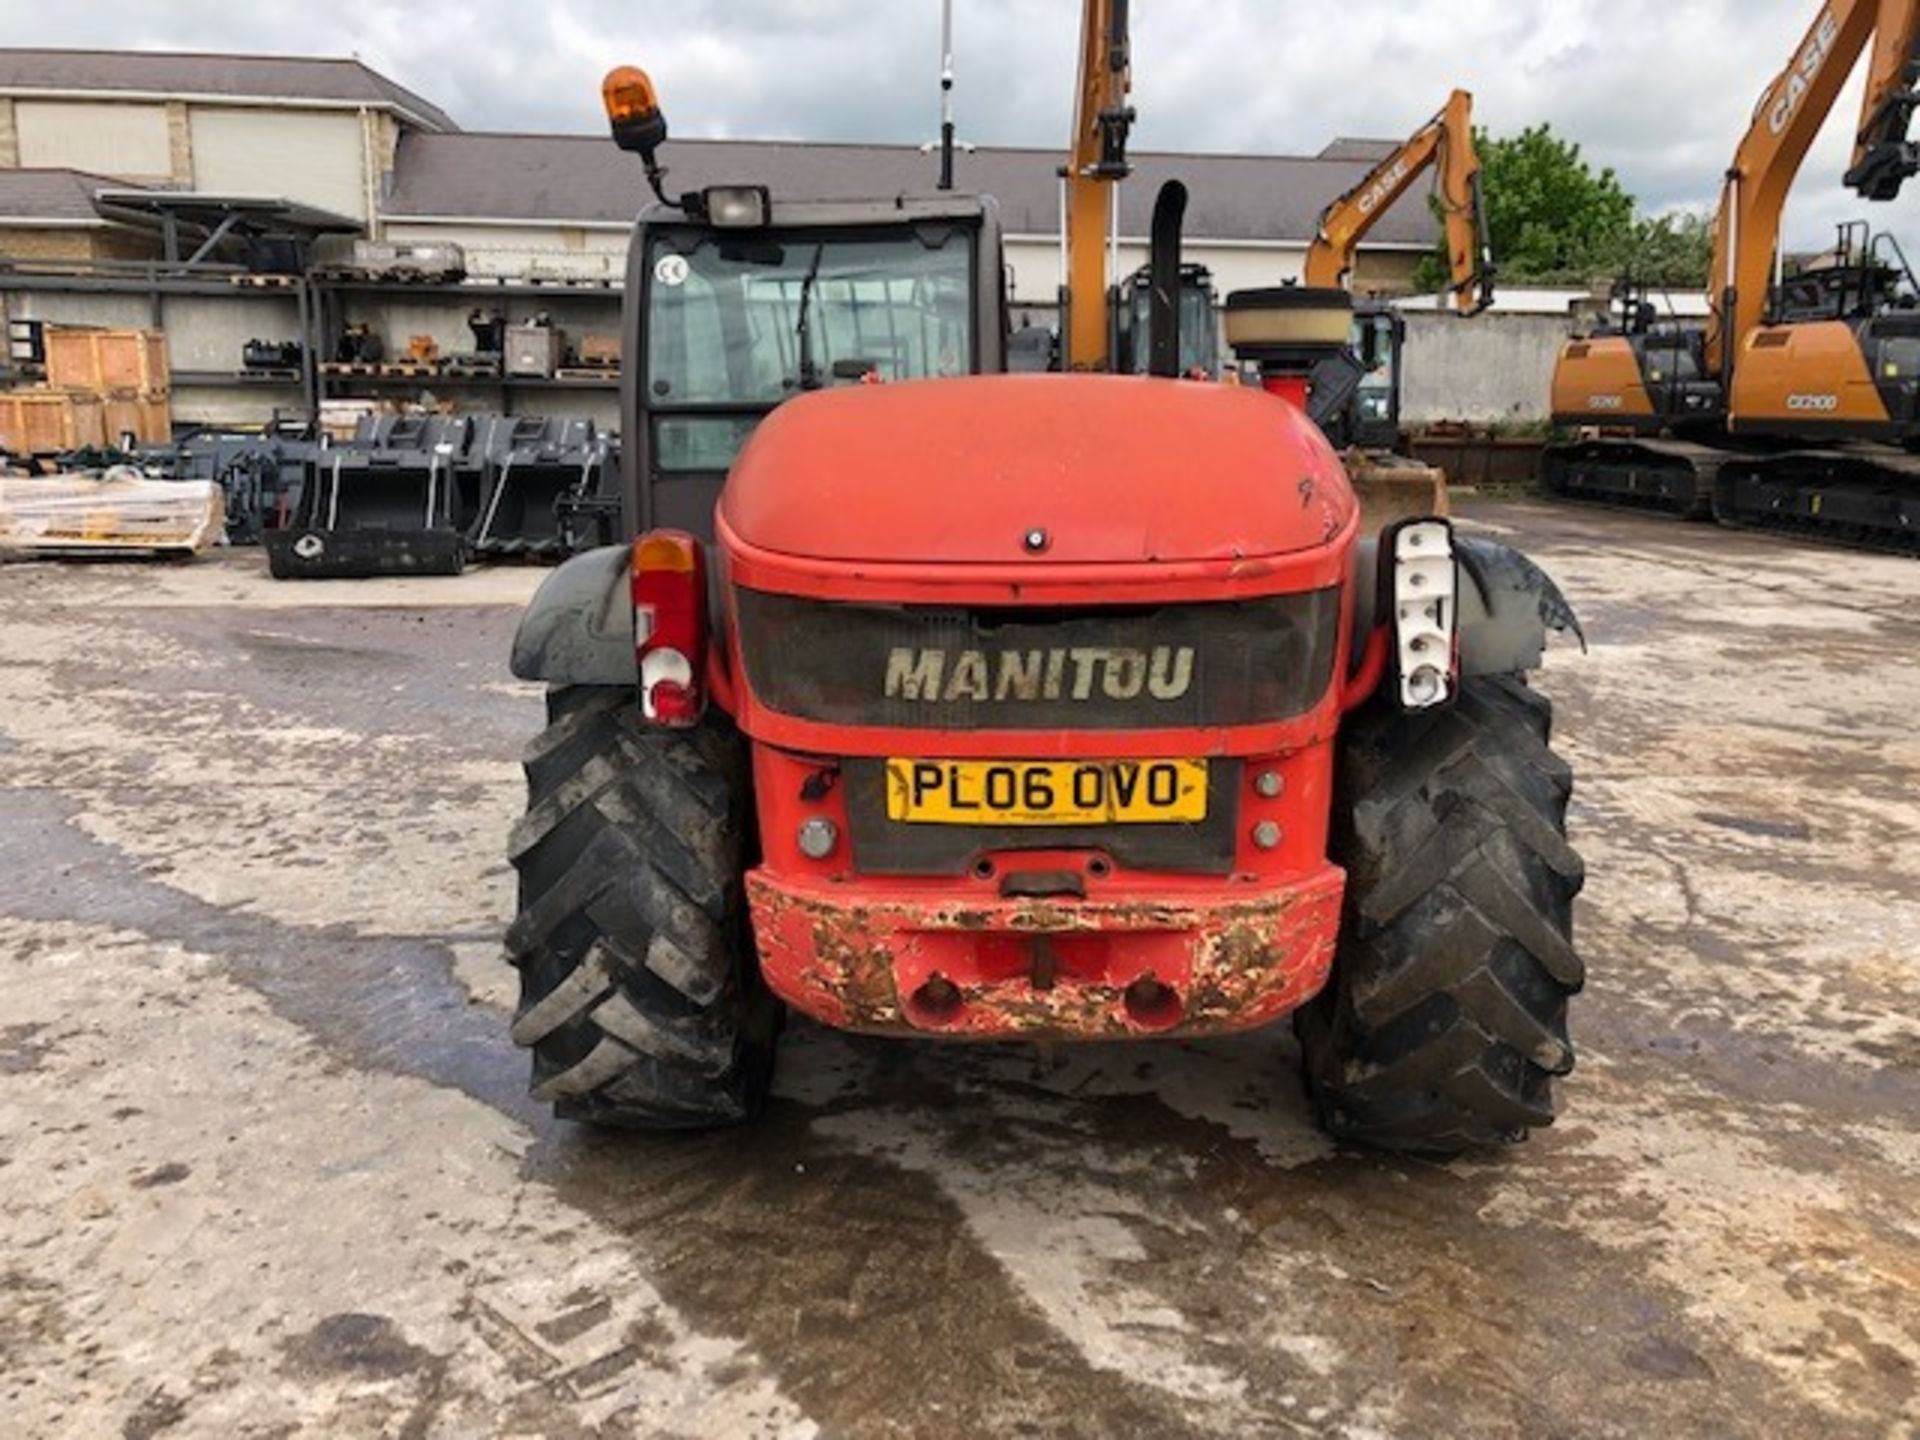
0, 48, 1436, 428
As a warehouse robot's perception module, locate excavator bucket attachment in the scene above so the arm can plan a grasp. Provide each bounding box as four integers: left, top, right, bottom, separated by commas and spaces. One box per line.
1345, 451, 1450, 531
161, 429, 316, 543
265, 415, 470, 579
468, 417, 619, 561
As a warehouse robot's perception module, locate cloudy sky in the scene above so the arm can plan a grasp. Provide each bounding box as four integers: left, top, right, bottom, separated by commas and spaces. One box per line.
8, 1, 1906, 248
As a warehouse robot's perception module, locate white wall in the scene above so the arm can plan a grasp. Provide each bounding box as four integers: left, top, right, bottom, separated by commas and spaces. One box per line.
9, 292, 150, 330
1399, 311, 1574, 425
14, 99, 172, 179
189, 107, 366, 220
1397, 286, 1712, 319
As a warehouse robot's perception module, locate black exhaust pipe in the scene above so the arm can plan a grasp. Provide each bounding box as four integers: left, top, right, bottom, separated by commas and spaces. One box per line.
1148, 180, 1187, 378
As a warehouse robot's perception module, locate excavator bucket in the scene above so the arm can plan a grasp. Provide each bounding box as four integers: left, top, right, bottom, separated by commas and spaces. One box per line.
1345, 451, 1450, 531
467, 416, 619, 561
161, 429, 316, 543
265, 415, 470, 579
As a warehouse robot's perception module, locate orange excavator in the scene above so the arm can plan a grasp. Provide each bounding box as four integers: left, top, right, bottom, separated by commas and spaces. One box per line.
1062, 0, 1136, 373
1303, 88, 1495, 317
1059, 1, 1220, 381
1547, 0, 1920, 550
1239, 90, 1495, 525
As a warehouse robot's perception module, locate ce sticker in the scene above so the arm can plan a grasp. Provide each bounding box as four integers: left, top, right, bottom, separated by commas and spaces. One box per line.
653, 253, 689, 288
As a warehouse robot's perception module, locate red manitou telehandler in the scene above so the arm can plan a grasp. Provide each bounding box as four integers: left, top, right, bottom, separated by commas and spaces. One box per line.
502, 9, 1587, 1154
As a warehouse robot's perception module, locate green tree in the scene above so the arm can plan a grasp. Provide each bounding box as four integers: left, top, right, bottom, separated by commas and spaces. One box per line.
1607, 209, 1716, 289
1414, 123, 1639, 290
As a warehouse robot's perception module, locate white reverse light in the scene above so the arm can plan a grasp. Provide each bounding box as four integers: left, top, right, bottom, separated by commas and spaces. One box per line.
1391, 519, 1458, 712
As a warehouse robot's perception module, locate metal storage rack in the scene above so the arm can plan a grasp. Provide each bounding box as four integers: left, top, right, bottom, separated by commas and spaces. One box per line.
310, 277, 623, 414
0, 261, 627, 427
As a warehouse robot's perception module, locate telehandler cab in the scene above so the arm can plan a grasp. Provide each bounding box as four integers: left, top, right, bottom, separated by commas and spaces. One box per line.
502, 42, 1587, 1155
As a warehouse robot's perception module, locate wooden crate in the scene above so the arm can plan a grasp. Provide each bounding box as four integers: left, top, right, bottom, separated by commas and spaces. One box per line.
44, 328, 171, 393
0, 390, 107, 454
576, 333, 622, 365
101, 390, 173, 446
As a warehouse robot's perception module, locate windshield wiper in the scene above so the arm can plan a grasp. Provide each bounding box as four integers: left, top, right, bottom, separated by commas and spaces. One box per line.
794, 243, 826, 391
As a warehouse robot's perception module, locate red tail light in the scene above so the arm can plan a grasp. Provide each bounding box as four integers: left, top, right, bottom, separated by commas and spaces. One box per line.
631, 530, 708, 727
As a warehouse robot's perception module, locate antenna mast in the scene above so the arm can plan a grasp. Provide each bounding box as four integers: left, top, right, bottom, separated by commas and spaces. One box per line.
937, 0, 957, 189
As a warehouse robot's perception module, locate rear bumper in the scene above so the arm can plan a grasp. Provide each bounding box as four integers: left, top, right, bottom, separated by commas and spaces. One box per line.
746, 867, 1345, 1039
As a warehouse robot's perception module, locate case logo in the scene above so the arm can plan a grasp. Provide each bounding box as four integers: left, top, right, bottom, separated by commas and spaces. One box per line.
1770, 9, 1840, 135
1357, 157, 1413, 216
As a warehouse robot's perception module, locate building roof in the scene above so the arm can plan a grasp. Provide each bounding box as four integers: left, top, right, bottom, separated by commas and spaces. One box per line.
383, 132, 1436, 246
0, 49, 456, 132
0, 167, 132, 223
1318, 138, 1401, 163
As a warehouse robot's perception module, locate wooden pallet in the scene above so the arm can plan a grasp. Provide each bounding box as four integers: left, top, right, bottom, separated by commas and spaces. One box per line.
378, 363, 440, 378
320, 362, 381, 377
553, 368, 618, 382
441, 364, 503, 379
230, 274, 301, 289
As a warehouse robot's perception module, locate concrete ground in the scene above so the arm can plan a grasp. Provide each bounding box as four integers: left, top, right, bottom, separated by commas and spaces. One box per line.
0, 500, 1915, 1439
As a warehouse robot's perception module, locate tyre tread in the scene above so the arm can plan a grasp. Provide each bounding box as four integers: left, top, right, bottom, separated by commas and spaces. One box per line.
508, 686, 773, 1130
1301, 677, 1585, 1154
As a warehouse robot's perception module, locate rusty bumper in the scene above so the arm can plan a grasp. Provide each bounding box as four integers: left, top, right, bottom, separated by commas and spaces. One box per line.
746, 868, 1346, 1040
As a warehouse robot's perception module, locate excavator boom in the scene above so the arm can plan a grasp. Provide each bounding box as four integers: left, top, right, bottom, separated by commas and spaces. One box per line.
1303, 89, 1493, 314
1707, 0, 1920, 375
1063, 0, 1135, 370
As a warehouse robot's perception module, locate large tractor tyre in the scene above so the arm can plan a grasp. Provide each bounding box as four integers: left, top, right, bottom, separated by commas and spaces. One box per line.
1299, 675, 1586, 1155
505, 685, 777, 1129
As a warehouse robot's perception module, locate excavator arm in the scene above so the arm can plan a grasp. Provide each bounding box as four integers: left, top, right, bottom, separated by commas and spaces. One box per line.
1303, 89, 1494, 315
1706, 0, 1920, 376
1063, 0, 1135, 370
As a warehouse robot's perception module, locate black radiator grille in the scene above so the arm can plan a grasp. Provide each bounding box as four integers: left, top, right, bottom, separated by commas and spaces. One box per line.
733, 587, 1341, 731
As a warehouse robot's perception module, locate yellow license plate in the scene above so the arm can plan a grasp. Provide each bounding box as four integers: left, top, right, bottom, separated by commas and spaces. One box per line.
885, 759, 1209, 826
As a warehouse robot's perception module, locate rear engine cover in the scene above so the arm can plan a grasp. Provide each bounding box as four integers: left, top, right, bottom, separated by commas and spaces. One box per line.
720, 374, 1355, 566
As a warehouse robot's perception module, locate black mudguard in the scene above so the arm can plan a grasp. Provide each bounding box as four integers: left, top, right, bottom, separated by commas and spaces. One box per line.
509, 544, 635, 684
1351, 535, 1584, 677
